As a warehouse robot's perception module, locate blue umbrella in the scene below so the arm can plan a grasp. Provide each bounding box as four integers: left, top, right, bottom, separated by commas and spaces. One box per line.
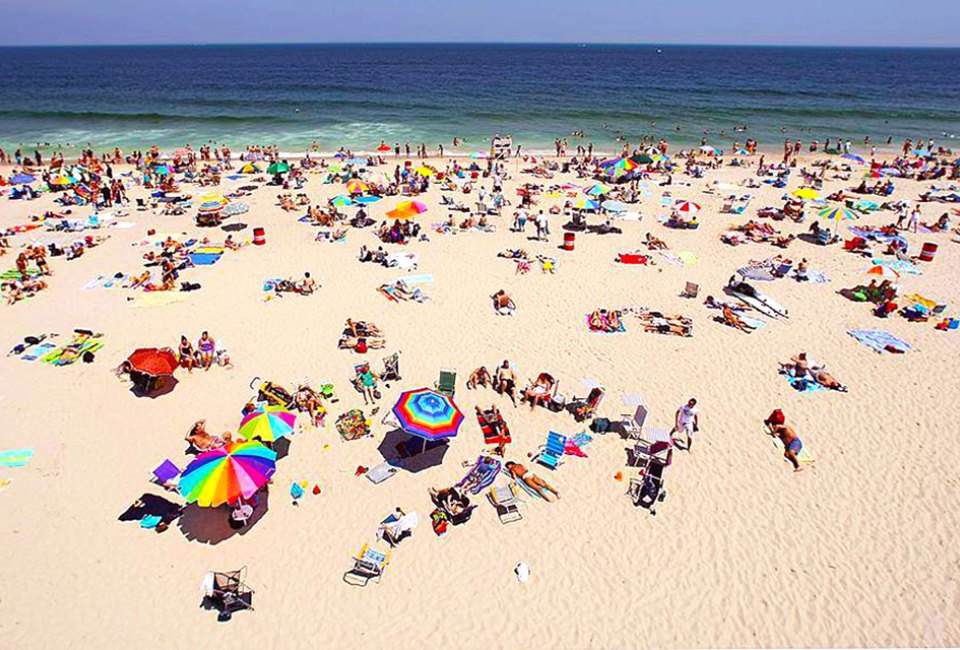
353, 195, 381, 204
9, 173, 35, 185
602, 200, 628, 213
842, 153, 865, 164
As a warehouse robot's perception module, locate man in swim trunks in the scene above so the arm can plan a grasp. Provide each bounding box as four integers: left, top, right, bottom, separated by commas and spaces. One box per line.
494, 360, 517, 406
769, 422, 804, 472
505, 461, 559, 502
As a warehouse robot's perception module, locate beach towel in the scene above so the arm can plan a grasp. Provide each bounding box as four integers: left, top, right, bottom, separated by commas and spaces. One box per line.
848, 329, 911, 354
783, 373, 828, 393
103, 274, 127, 288
676, 250, 698, 265
457, 456, 501, 494
188, 252, 222, 266
81, 276, 107, 290
2, 268, 40, 281
21, 342, 56, 361
586, 314, 626, 334
0, 449, 35, 468
397, 273, 434, 285
569, 432, 594, 448
739, 315, 768, 332
797, 269, 830, 284
870, 258, 922, 276
738, 265, 777, 282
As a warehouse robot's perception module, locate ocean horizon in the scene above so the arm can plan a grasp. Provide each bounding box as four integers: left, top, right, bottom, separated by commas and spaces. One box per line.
1, 43, 958, 155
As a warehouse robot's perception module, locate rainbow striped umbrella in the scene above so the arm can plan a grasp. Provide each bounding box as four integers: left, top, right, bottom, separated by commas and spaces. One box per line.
178, 440, 276, 507
346, 179, 369, 194
584, 183, 612, 196
819, 204, 857, 221
392, 388, 464, 442
239, 405, 297, 443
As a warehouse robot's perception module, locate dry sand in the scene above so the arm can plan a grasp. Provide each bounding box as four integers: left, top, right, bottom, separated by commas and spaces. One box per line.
1, 154, 959, 649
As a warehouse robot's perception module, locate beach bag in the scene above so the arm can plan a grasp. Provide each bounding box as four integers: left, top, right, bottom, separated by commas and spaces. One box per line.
82, 351, 95, 364
591, 417, 610, 434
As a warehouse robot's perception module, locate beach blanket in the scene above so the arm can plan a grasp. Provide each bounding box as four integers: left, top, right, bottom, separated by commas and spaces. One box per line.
739, 315, 768, 332
848, 329, 911, 354
188, 251, 223, 266
456, 456, 501, 495
2, 268, 40, 281
782, 373, 828, 394
870, 258, 922, 276
0, 449, 35, 468
586, 314, 626, 334
21, 341, 57, 361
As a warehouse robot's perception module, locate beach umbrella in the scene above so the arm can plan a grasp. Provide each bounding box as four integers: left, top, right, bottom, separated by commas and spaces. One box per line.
573, 197, 600, 211
634, 154, 655, 164
866, 265, 900, 281
125, 347, 178, 377
154, 165, 171, 176
334, 152, 348, 159
470, 151, 488, 159
414, 166, 436, 177
197, 200, 225, 215
879, 168, 902, 177
353, 195, 381, 204
392, 388, 464, 443
700, 145, 717, 155
584, 183, 612, 196
237, 162, 263, 174
792, 188, 820, 200
819, 204, 857, 221
346, 179, 369, 194
222, 202, 249, 216
601, 200, 628, 213
178, 440, 276, 508
10, 173, 35, 185
674, 200, 701, 214
51, 176, 73, 186
842, 153, 866, 164
239, 405, 297, 443
376, 144, 392, 152
266, 162, 290, 175
387, 200, 427, 219
331, 195, 354, 208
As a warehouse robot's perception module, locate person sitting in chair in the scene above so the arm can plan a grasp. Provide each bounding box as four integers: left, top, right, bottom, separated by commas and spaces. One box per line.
467, 366, 493, 389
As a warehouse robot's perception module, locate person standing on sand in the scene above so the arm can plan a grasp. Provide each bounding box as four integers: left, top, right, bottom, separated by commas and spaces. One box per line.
671, 398, 699, 452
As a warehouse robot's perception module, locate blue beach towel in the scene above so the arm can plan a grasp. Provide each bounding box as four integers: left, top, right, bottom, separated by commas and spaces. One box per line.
848, 329, 911, 354
189, 252, 222, 266
0, 449, 35, 467
21, 342, 56, 361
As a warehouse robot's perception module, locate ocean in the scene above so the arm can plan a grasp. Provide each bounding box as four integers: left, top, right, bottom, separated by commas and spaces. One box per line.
0, 43, 958, 155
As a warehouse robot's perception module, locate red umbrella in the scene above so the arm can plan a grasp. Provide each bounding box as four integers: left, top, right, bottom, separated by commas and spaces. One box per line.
126, 347, 179, 377
377, 144, 392, 152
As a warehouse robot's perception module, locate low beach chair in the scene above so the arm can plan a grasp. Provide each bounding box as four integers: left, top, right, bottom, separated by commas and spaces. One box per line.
436, 369, 457, 397
380, 352, 401, 384
534, 431, 567, 470
628, 455, 669, 516
569, 387, 604, 422
681, 281, 699, 299
488, 483, 523, 524
151, 459, 180, 490
343, 544, 391, 587
619, 403, 648, 440
200, 567, 255, 621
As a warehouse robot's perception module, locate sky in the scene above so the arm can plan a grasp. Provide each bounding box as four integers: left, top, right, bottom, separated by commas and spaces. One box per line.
3, 0, 959, 47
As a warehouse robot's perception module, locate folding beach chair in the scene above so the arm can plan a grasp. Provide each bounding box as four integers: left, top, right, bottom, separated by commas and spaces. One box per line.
151, 459, 180, 490
619, 403, 648, 440
343, 544, 391, 587
627, 454, 669, 516
487, 483, 523, 524
569, 387, 604, 422
380, 352, 401, 384
534, 431, 567, 470
200, 567, 255, 621
681, 282, 699, 299
436, 369, 457, 398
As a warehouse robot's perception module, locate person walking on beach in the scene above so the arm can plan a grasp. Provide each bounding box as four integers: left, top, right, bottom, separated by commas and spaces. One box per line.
766, 413, 805, 472
671, 398, 699, 452
908, 207, 920, 233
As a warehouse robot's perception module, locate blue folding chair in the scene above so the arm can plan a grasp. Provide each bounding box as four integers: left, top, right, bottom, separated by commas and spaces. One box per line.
535, 431, 567, 470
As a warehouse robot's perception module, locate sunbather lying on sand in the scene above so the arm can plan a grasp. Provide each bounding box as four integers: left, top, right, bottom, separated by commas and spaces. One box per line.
639, 311, 693, 336
588, 309, 624, 332
721, 305, 757, 332
704, 295, 748, 311
429, 486, 470, 515
779, 352, 848, 392
497, 248, 529, 260
505, 461, 559, 501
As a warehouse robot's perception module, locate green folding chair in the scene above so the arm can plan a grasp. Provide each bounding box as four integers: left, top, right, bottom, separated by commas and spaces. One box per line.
436, 369, 456, 397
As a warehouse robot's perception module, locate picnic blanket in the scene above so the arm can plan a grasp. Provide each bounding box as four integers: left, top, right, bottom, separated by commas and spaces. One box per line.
848, 329, 911, 354
0, 449, 35, 468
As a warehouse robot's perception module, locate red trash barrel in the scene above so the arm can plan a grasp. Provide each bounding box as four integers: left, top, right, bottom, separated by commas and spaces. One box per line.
919, 242, 937, 262
253, 227, 265, 245
563, 232, 575, 251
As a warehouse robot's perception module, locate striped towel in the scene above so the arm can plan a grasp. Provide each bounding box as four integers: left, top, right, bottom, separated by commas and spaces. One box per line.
0, 449, 35, 468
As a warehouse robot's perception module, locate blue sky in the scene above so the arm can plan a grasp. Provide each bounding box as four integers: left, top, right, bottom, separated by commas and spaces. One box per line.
4, 0, 958, 47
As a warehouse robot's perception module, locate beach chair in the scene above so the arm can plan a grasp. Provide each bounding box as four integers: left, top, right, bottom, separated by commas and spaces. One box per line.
569, 387, 604, 422
619, 403, 648, 440
380, 352, 401, 384
628, 455, 669, 516
487, 483, 523, 524
343, 544, 391, 587
534, 431, 567, 470
365, 461, 400, 485
200, 567, 255, 621
151, 459, 180, 490
436, 369, 456, 398
681, 282, 699, 299
771, 261, 793, 278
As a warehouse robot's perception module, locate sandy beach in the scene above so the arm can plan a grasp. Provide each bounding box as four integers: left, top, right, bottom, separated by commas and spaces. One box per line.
1, 148, 959, 650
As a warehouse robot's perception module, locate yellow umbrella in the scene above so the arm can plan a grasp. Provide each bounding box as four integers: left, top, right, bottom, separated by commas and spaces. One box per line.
51, 176, 73, 186
792, 188, 820, 200
198, 193, 229, 206
414, 166, 436, 177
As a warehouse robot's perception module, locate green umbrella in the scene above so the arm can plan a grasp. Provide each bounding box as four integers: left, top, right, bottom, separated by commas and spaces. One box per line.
267, 162, 290, 175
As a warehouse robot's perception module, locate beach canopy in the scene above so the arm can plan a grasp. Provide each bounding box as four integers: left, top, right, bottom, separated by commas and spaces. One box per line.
674, 200, 701, 213
126, 348, 178, 377
266, 162, 290, 175
239, 405, 297, 443
178, 440, 276, 508
392, 388, 464, 442
819, 204, 857, 221
387, 200, 427, 219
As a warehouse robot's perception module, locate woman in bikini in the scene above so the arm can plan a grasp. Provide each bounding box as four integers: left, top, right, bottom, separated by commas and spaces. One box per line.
505, 461, 560, 501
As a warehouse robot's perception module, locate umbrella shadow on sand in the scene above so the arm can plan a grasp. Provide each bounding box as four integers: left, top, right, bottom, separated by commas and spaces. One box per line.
131, 375, 179, 399
377, 429, 449, 473
178, 491, 270, 545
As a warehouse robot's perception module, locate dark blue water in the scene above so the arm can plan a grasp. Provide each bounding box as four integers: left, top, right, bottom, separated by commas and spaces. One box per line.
0, 44, 958, 154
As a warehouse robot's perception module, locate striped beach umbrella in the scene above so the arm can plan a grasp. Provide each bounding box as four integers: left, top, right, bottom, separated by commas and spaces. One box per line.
866, 265, 900, 281
178, 440, 276, 508
346, 179, 369, 194
392, 388, 464, 442
331, 195, 354, 208
573, 197, 600, 211
674, 200, 701, 213
819, 204, 857, 221
584, 183, 612, 196
239, 405, 297, 443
